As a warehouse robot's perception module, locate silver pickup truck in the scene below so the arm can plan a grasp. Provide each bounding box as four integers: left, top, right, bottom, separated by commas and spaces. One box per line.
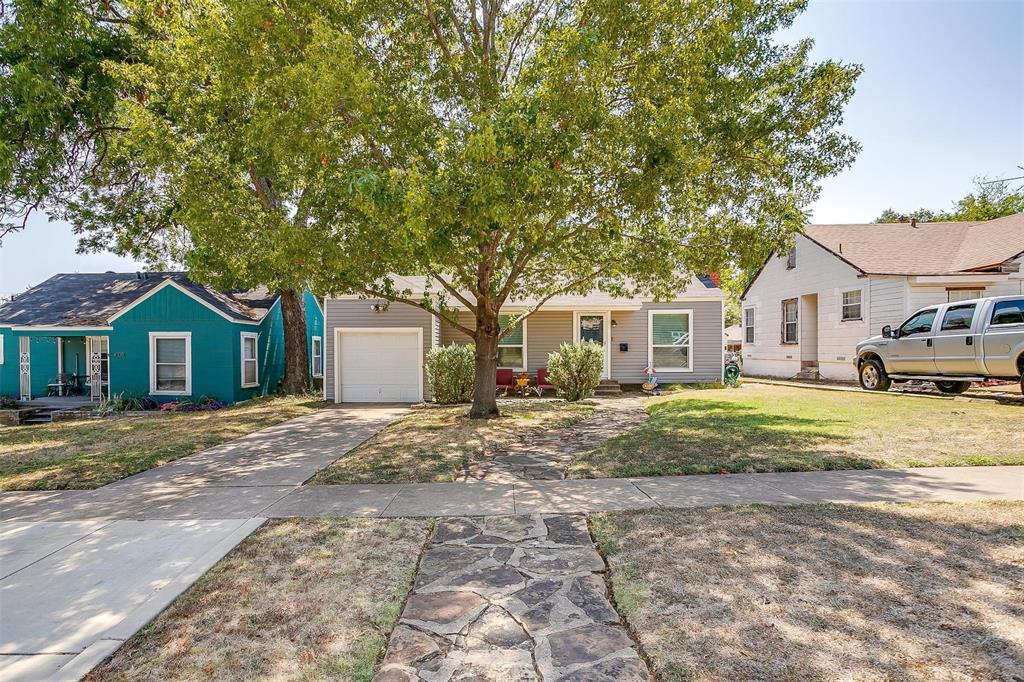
855, 295, 1024, 395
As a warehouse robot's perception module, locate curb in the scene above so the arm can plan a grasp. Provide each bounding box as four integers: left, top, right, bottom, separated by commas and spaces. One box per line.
744, 377, 1023, 405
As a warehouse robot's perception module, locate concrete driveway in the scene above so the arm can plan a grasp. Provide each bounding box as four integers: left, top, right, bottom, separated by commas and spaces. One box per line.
0, 405, 406, 681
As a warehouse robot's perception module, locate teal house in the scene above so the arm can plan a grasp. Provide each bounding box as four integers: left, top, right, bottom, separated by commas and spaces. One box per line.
0, 273, 324, 404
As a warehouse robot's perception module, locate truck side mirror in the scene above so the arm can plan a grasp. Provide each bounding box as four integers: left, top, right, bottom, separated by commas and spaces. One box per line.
882, 325, 893, 338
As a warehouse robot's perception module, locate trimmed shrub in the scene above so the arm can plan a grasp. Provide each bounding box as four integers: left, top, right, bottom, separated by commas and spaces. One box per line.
425, 343, 475, 404
547, 341, 604, 401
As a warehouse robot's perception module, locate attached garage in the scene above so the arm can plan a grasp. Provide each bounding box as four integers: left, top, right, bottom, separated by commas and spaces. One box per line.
334, 327, 423, 403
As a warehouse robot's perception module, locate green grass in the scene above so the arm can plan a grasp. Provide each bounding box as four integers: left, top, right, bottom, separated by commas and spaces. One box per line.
0, 395, 325, 490
568, 383, 1024, 478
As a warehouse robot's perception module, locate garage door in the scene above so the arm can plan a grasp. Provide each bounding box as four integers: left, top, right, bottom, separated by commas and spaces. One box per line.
337, 329, 422, 402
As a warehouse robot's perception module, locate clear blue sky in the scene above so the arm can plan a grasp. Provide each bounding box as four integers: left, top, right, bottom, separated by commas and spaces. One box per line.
1, 0, 1022, 297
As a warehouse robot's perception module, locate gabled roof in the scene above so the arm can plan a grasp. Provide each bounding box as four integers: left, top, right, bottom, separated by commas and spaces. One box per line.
803, 213, 1024, 276
0, 273, 278, 327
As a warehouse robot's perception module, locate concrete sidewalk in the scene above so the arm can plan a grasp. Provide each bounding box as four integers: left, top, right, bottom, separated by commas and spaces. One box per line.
0, 405, 406, 681
4, 466, 1022, 522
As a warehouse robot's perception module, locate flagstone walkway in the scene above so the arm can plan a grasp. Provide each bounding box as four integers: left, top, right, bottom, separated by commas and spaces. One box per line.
467, 399, 649, 482
375, 514, 649, 682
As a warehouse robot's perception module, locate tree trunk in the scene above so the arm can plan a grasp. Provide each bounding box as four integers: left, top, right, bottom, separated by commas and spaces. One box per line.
280, 288, 310, 394
469, 311, 501, 418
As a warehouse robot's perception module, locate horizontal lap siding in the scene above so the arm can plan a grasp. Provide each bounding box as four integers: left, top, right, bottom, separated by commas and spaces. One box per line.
439, 311, 574, 371
324, 299, 433, 401
611, 301, 723, 383
377, 299, 722, 385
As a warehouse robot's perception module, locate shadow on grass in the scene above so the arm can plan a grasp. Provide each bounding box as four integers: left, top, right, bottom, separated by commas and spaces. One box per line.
597, 502, 1024, 681
570, 398, 866, 478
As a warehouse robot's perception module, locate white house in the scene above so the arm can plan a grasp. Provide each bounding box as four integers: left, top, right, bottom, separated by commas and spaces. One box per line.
740, 213, 1024, 381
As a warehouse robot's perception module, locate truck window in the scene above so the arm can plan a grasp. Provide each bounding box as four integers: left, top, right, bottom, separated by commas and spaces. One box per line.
940, 303, 976, 331
991, 300, 1024, 326
900, 309, 937, 336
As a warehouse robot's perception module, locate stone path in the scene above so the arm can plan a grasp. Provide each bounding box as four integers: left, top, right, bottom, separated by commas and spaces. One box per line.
468, 399, 649, 482
375, 514, 649, 681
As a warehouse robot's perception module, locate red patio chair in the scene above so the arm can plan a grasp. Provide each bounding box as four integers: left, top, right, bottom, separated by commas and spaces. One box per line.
536, 367, 555, 396
496, 368, 516, 395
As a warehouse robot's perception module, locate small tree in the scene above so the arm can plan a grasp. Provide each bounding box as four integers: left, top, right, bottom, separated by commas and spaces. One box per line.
425, 344, 476, 404
547, 342, 604, 401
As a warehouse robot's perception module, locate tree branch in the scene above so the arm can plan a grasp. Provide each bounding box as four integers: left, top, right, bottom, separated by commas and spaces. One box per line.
359, 287, 477, 337
497, 266, 606, 339
425, 0, 454, 62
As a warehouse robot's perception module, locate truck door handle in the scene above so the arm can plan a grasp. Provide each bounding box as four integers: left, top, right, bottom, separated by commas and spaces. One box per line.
926, 338, 933, 347
966, 336, 973, 346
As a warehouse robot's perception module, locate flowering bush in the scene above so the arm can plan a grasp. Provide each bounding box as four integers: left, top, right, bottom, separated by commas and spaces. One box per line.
547, 341, 604, 401
425, 343, 475, 404
0, 396, 18, 409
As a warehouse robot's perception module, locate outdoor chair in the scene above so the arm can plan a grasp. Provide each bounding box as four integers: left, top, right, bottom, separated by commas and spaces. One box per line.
495, 368, 516, 394
535, 368, 555, 396
47, 373, 77, 397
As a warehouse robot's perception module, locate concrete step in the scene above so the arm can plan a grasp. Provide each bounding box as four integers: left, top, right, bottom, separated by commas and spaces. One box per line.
793, 369, 821, 381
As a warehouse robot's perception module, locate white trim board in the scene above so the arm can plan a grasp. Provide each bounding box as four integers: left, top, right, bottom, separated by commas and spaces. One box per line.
109, 279, 262, 325
334, 327, 424, 403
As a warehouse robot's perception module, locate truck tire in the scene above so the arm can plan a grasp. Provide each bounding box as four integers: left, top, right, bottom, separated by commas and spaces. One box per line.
859, 359, 891, 392
934, 380, 971, 395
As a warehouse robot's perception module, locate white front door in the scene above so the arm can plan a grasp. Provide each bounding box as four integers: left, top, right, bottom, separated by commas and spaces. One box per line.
574, 312, 611, 379
337, 329, 423, 403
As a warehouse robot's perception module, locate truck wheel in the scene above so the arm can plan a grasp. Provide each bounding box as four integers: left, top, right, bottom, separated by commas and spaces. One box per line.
859, 359, 891, 391
934, 380, 971, 395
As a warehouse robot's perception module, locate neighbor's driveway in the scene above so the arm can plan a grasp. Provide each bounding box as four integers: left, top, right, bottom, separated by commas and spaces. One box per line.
0, 405, 406, 682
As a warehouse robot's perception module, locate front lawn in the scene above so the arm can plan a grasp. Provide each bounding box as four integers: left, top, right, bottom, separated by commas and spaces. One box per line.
0, 395, 325, 491
568, 383, 1024, 478
311, 401, 594, 484
593, 502, 1024, 681
87, 517, 431, 682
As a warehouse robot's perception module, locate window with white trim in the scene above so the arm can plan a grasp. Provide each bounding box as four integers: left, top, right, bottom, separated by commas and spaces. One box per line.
150, 333, 191, 394
241, 332, 258, 387
497, 314, 525, 370
311, 336, 323, 377
785, 247, 796, 269
649, 310, 692, 371
841, 289, 863, 321
947, 288, 983, 303
743, 308, 755, 344
782, 299, 798, 344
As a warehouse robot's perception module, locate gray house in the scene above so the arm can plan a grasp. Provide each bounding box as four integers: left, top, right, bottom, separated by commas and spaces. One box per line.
322, 276, 725, 402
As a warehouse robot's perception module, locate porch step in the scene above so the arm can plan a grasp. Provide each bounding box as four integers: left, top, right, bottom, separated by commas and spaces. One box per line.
793, 368, 821, 381
22, 409, 56, 424
593, 380, 622, 396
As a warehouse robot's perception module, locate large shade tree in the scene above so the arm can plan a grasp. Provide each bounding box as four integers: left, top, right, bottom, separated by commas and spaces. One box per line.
3, 0, 861, 415
313, 0, 862, 415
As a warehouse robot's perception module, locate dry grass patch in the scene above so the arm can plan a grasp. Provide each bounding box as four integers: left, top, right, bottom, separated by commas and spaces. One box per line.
87, 517, 431, 682
312, 400, 594, 484
570, 382, 1024, 477
0, 396, 325, 490
593, 502, 1024, 681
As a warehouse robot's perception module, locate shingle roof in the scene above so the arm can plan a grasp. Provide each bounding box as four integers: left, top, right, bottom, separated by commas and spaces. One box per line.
366, 273, 722, 307
0, 273, 278, 327
803, 213, 1024, 276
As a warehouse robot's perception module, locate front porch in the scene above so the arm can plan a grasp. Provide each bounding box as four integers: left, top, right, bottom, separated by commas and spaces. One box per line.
10, 331, 110, 402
